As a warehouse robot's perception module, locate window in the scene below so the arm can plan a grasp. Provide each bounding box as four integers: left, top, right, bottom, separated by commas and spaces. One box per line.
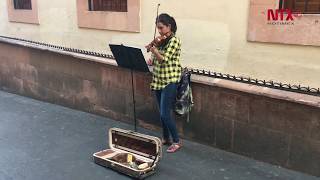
13, 0, 32, 10
280, 0, 320, 14
77, 0, 140, 32
88, 0, 127, 12
7, 0, 39, 24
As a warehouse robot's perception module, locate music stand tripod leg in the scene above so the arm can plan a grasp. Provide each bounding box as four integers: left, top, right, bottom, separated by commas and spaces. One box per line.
130, 68, 137, 132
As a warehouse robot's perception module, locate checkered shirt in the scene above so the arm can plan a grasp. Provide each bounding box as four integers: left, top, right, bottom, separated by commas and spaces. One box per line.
150, 36, 182, 90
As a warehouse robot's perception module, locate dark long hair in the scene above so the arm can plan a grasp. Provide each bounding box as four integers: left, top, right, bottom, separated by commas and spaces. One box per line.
156, 13, 177, 34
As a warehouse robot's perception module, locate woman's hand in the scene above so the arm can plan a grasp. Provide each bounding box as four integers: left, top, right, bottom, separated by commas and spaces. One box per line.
149, 47, 164, 63
149, 46, 158, 54
147, 58, 153, 66
145, 43, 152, 52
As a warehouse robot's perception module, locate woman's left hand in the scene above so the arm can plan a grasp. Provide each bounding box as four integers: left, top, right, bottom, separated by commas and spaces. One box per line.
145, 44, 152, 51
150, 46, 158, 54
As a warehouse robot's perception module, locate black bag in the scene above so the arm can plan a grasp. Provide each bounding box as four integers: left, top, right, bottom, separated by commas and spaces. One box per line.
175, 68, 193, 120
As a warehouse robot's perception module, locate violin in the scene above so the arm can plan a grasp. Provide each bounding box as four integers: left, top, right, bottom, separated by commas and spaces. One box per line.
146, 33, 171, 52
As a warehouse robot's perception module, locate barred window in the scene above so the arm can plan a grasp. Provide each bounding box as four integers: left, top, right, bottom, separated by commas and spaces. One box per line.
280, 0, 320, 13
88, 0, 127, 12
13, 0, 32, 10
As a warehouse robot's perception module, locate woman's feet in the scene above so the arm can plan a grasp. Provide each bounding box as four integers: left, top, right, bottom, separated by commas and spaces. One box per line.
162, 139, 172, 146
166, 142, 182, 153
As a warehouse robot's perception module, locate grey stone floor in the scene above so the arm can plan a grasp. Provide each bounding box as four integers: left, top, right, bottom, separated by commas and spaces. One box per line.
0, 90, 319, 180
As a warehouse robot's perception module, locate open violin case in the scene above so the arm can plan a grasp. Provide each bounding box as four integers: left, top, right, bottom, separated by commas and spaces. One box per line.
93, 128, 162, 179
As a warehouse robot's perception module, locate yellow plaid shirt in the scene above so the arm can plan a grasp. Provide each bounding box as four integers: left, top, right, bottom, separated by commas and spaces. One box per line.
150, 36, 182, 90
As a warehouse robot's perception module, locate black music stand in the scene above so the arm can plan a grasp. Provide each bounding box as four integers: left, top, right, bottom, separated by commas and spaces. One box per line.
109, 44, 150, 132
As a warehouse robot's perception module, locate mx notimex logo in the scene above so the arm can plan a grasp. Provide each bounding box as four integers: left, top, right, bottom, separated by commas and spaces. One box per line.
262, 9, 303, 25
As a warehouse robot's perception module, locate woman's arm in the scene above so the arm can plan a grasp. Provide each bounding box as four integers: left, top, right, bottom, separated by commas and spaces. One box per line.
150, 37, 180, 63
150, 47, 164, 63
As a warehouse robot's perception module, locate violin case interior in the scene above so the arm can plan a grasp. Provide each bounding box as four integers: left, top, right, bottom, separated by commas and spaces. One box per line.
93, 128, 162, 179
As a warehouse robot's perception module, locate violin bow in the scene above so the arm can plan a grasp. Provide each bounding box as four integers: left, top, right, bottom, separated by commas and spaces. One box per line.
153, 4, 161, 41
147, 3, 160, 52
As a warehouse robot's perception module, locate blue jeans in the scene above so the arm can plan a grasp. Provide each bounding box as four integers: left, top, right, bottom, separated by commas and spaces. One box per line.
155, 83, 180, 143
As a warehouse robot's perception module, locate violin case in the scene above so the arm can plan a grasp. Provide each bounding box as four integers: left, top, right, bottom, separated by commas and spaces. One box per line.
93, 128, 162, 179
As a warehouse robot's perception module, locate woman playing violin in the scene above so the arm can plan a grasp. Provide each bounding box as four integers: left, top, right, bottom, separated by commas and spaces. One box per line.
145, 13, 182, 153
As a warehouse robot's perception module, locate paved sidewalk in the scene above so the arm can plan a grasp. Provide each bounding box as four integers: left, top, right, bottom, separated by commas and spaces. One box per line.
0, 90, 319, 180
